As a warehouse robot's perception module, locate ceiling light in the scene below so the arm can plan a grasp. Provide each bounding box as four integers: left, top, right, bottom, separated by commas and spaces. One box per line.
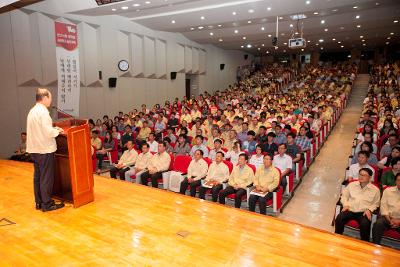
306, 1, 311, 4
133, 3, 140, 7
268, 34, 272, 37
363, 43, 366, 46
111, 8, 117, 11
320, 47, 324, 50
279, 17, 283, 20
121, 6, 128, 10
258, 47, 261, 50
219, 38, 223, 42
387, 37, 391, 40
243, 36, 247, 40
338, 41, 341, 44
314, 12, 319, 15
353, 6, 358, 9
362, 39, 365, 42
267, 7, 271, 11
295, 32, 299, 35
209, 32, 214, 36
190, 27, 194, 30
347, 55, 351, 58
390, 32, 394, 35
171, 20, 175, 24
394, 20, 399, 23
340, 26, 345, 30
262, 44, 265, 47
283, 49, 286, 52
247, 44, 252, 48
266, 51, 269, 54
319, 39, 324, 42
357, 25, 361, 28
307, 40, 310, 43
232, 22, 237, 26
283, 42, 287, 45
198, 26, 204, 29
248, 9, 254, 13
324, 28, 328, 32
301, 48, 304, 51
332, 38, 336, 41
341, 45, 344, 48
200, 16, 205, 20
218, 24, 222, 27
355, 15, 360, 19
234, 30, 239, 34
232, 11, 237, 15
332, 9, 338, 12
241, 45, 244, 48
376, 2, 379, 5
321, 20, 325, 24
289, 24, 293, 27
316, 43, 319, 46
360, 35, 363, 38
386, 42, 390, 45
145, 1, 151, 4
248, 20, 252, 24
261, 27, 265, 31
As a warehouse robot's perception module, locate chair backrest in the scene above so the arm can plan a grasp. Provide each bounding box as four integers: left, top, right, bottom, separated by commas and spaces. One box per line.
203, 157, 212, 166
247, 163, 256, 174
173, 155, 192, 173
168, 153, 174, 170
223, 160, 233, 173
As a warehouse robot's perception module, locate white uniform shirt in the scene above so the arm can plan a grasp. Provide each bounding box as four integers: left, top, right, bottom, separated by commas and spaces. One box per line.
205, 162, 230, 183
380, 186, 400, 219
187, 158, 209, 181
273, 154, 293, 172
26, 103, 59, 154
341, 181, 380, 213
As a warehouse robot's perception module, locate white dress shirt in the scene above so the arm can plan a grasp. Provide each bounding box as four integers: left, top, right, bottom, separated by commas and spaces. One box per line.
26, 103, 59, 154
273, 154, 293, 172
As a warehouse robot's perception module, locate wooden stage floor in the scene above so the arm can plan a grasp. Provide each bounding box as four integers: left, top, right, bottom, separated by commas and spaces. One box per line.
1, 160, 399, 266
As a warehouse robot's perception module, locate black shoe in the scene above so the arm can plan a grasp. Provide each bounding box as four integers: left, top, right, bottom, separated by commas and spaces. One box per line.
35, 203, 41, 210
41, 202, 65, 212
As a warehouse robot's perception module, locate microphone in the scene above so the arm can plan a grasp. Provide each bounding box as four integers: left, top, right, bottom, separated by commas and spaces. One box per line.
52, 106, 74, 118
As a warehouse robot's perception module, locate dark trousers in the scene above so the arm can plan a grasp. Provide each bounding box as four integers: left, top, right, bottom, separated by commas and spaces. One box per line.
281, 176, 288, 192
31, 153, 55, 209
335, 211, 371, 241
141, 171, 162, 187
110, 166, 129, 180
199, 184, 223, 202
219, 186, 246, 208
96, 153, 106, 169
372, 217, 400, 244
10, 153, 30, 162
179, 178, 201, 196
248, 192, 273, 215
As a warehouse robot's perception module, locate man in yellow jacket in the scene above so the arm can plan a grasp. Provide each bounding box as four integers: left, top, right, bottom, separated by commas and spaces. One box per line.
219, 154, 254, 208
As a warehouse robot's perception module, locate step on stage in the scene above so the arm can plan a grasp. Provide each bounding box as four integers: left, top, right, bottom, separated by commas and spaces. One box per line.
0, 160, 399, 266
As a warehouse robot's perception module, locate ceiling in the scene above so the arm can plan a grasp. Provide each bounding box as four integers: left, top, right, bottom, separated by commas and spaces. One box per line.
68, 0, 400, 54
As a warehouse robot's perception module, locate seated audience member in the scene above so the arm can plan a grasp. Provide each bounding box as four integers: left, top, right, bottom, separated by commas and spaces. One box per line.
167, 112, 179, 130
380, 134, 399, 159
348, 151, 375, 182
372, 173, 400, 244
199, 152, 230, 201
180, 149, 208, 196
273, 125, 287, 145
377, 146, 400, 169
163, 137, 174, 154
110, 141, 138, 179
99, 123, 108, 137
237, 123, 249, 143
309, 114, 322, 133
121, 125, 133, 150
225, 141, 242, 165
243, 130, 257, 154
10, 132, 30, 162
256, 126, 268, 144
147, 132, 159, 153
136, 120, 151, 144
273, 143, 293, 192
354, 132, 377, 155
206, 128, 221, 149
218, 154, 254, 208
111, 125, 121, 141
381, 157, 400, 187
165, 127, 177, 144
295, 126, 312, 152
209, 138, 224, 161
248, 154, 280, 215
356, 123, 375, 144
249, 145, 264, 169
223, 130, 238, 151
286, 133, 302, 164
91, 130, 102, 150
96, 131, 115, 172
125, 143, 153, 183
173, 134, 191, 156
335, 168, 380, 241
190, 135, 209, 158
141, 142, 171, 187
261, 132, 278, 156
351, 141, 378, 165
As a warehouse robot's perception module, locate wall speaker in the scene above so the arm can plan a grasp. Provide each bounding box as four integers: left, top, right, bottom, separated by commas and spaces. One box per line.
244, 54, 249, 60
220, 64, 225, 70
98, 71, 102, 80
171, 72, 177, 80
108, 77, 117, 88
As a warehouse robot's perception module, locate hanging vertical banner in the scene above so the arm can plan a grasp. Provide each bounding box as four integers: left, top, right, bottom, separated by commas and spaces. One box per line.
55, 21, 80, 117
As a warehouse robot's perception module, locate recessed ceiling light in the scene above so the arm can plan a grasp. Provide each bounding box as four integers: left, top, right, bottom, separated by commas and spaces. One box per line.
355, 15, 360, 19
281, 33, 285, 36
267, 7, 271, 11
171, 20, 175, 24
362, 39, 365, 42
279, 17, 283, 20
341, 45, 344, 48
268, 34, 272, 37
360, 35, 364, 38
219, 38, 223, 42
283, 42, 287, 45
314, 12, 319, 15
307, 40, 310, 43
353, 6, 358, 9
376, 2, 379, 5
295, 32, 299, 35
209, 32, 214, 36
261, 27, 265, 31
394, 20, 399, 23
306, 1, 311, 5
262, 44, 265, 47
315, 43, 319, 46
145, 1, 151, 4
248, 20, 252, 24
243, 36, 247, 40
324, 28, 328, 32
321, 20, 325, 24
218, 24, 222, 27
248, 9, 254, 13
121, 6, 128, 10
200, 16, 205, 20
357, 25, 361, 28
332, 38, 336, 41
320, 47, 324, 50
241, 45, 244, 48
133, 3, 140, 7
190, 27, 194, 30
289, 24, 293, 27
232, 11, 237, 15
247, 44, 252, 48
234, 30, 239, 34
386, 42, 390, 45
363, 43, 366, 46
319, 39, 324, 42
390, 32, 394, 35
387, 37, 391, 40
198, 26, 204, 29
111, 8, 117, 11
258, 47, 261, 50
340, 26, 345, 30
332, 9, 338, 12
136, 9, 140, 12
301, 48, 304, 51
338, 41, 341, 44
266, 51, 269, 54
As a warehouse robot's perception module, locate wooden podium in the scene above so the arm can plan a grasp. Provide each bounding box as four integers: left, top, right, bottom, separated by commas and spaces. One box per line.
53, 118, 94, 208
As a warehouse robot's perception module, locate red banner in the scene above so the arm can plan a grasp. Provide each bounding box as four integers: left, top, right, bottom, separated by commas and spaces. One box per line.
55, 22, 78, 51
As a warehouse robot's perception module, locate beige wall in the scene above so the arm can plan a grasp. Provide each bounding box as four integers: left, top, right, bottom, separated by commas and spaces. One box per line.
0, 5, 252, 158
